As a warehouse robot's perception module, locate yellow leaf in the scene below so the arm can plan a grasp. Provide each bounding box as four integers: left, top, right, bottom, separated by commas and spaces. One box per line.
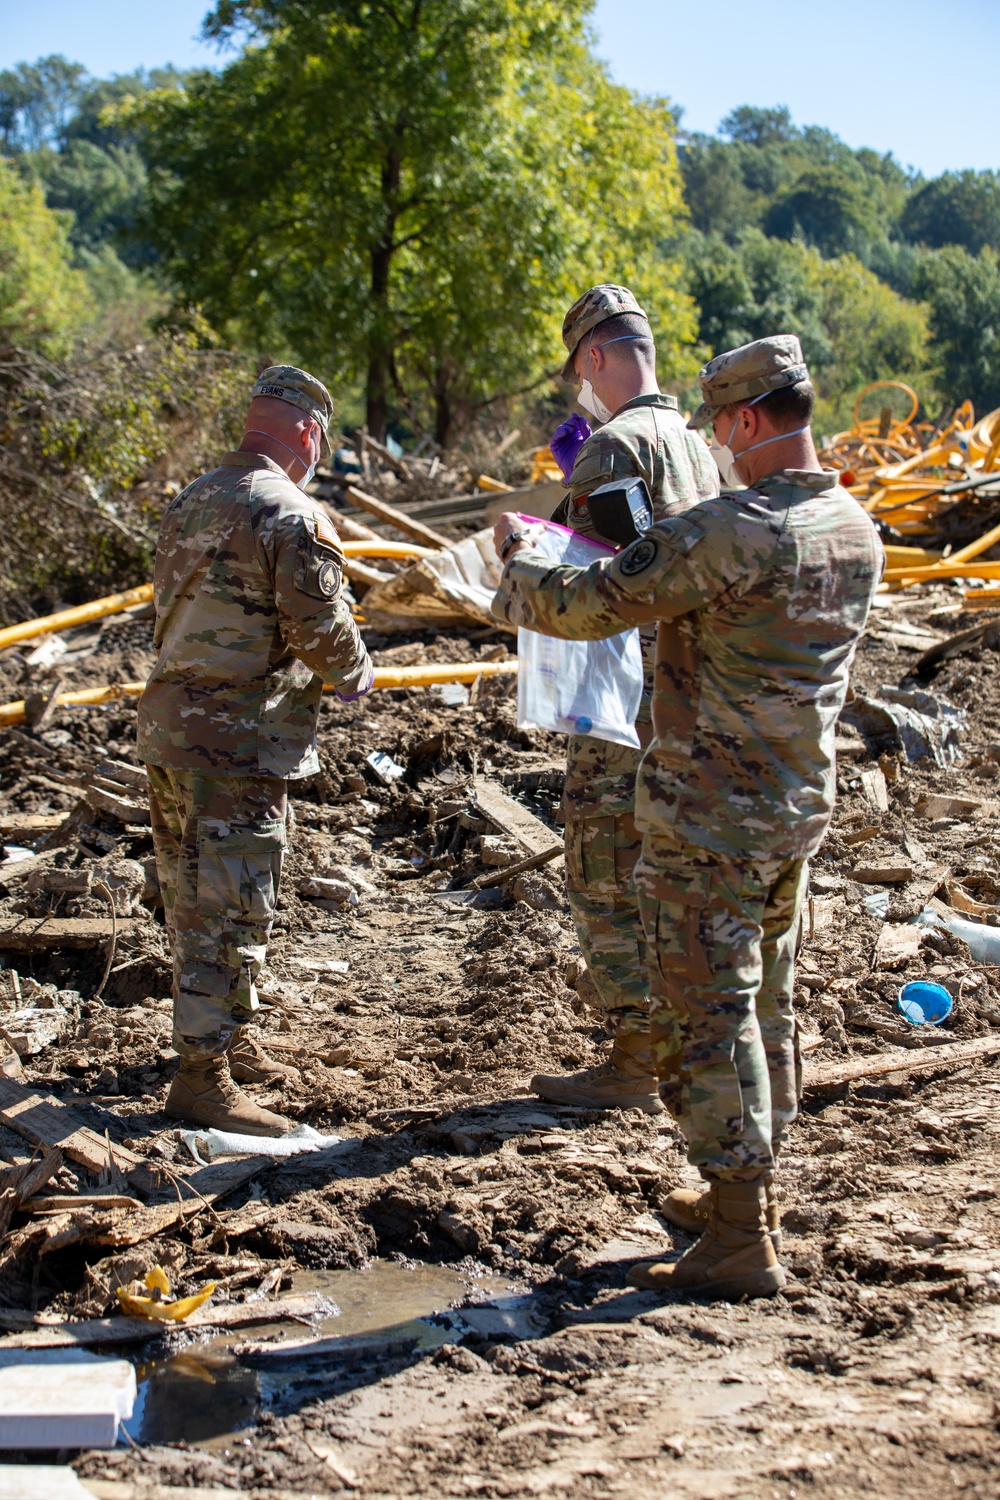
145, 1265, 171, 1297
116, 1281, 217, 1322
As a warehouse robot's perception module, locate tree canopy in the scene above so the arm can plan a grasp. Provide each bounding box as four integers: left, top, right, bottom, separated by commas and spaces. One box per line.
4, 38, 1000, 442
125, 0, 694, 444
0, 156, 86, 352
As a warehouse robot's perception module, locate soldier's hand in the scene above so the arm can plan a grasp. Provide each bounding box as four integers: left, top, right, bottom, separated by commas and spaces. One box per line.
550, 413, 591, 481
493, 512, 545, 564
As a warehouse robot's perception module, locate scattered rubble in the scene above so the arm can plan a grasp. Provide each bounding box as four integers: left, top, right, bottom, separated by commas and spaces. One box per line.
0, 493, 997, 1493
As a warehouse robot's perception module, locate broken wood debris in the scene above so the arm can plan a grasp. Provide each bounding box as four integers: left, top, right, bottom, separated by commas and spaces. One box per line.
472, 778, 561, 859
0, 916, 130, 950
804, 1033, 1000, 1089
344, 484, 451, 551
470, 843, 563, 891
0, 1292, 334, 1350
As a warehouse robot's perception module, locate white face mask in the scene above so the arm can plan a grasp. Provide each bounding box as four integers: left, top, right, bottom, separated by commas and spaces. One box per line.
577, 379, 614, 424
576, 329, 649, 426
298, 425, 321, 491
710, 395, 809, 488
246, 424, 322, 488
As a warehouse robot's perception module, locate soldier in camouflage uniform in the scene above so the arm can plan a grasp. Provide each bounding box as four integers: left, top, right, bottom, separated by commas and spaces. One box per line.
138, 366, 373, 1136
493, 336, 883, 1298
529, 285, 718, 1114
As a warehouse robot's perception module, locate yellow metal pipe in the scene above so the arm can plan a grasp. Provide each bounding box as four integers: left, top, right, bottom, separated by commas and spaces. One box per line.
883, 561, 1000, 583
0, 585, 154, 653
340, 541, 435, 561
368, 661, 517, 690
0, 543, 433, 654
0, 661, 518, 727
943, 520, 1000, 567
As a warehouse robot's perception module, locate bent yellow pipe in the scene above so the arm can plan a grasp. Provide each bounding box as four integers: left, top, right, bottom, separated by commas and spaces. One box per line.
0, 661, 518, 727
340, 541, 435, 561
0, 585, 155, 653
0, 543, 435, 654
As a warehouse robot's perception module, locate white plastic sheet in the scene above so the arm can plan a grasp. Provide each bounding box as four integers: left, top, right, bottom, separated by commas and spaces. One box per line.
181, 1122, 344, 1165
515, 520, 642, 748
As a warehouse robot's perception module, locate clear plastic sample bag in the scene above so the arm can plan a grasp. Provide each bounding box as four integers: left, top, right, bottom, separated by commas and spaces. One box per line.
515, 518, 642, 748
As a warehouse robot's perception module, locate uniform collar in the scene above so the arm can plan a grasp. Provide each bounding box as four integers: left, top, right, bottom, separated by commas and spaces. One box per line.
613, 392, 679, 417
753, 468, 840, 494
219, 449, 290, 476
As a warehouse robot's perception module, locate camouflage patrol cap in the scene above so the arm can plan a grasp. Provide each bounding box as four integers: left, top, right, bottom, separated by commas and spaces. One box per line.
251, 365, 335, 458
561, 284, 649, 381
687, 334, 809, 430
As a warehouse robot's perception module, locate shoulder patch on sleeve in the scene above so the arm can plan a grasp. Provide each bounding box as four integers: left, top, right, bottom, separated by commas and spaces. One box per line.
617, 537, 659, 576
313, 510, 342, 550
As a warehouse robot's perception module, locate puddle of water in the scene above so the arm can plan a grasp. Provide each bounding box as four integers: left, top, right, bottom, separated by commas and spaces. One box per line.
127, 1258, 536, 1449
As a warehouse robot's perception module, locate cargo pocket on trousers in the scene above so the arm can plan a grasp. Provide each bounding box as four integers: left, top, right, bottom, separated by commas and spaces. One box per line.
196, 818, 286, 924
565, 815, 618, 897
648, 871, 714, 988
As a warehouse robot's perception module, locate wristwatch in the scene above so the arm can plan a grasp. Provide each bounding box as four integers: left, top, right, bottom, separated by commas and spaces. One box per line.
499, 529, 528, 562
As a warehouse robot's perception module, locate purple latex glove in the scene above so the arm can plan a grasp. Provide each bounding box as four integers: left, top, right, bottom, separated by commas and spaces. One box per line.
550, 412, 592, 482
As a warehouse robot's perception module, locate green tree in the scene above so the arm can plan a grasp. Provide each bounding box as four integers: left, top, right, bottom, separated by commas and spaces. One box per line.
0, 156, 86, 352
0, 54, 85, 152
764, 165, 882, 260
808, 252, 931, 430
683, 229, 828, 362
129, 0, 694, 445
681, 230, 931, 431
719, 105, 798, 148
901, 170, 1000, 256
914, 245, 1000, 414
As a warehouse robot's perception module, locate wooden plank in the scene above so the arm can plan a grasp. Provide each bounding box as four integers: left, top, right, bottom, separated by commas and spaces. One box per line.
0, 852, 59, 886
473, 778, 560, 857
85, 785, 150, 825
344, 484, 450, 550
0, 915, 130, 950
0, 813, 66, 838
0, 1076, 146, 1177
0, 1292, 332, 1350
92, 758, 147, 793
471, 843, 563, 891
804, 1033, 1000, 1090
321, 501, 382, 544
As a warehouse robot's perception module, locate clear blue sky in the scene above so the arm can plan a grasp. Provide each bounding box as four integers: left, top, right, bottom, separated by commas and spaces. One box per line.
0, 0, 996, 178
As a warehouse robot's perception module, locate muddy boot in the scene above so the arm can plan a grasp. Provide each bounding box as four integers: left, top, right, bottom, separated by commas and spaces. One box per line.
660, 1171, 782, 1251
531, 1031, 663, 1114
165, 1055, 290, 1137
229, 1028, 301, 1086
627, 1179, 785, 1300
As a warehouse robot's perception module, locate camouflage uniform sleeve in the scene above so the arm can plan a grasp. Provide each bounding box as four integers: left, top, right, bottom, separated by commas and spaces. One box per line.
492, 500, 763, 638
551, 428, 641, 533
266, 510, 374, 700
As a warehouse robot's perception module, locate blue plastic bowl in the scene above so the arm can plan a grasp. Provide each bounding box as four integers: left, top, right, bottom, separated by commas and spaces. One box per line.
897, 980, 953, 1026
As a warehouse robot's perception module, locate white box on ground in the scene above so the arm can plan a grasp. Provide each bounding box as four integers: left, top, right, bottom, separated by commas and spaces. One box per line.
0, 1466, 96, 1498
0, 1349, 136, 1450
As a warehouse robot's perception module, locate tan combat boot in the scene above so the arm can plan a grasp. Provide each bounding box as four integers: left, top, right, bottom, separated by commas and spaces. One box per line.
660, 1171, 782, 1251
165, 1055, 290, 1137
229, 1028, 301, 1086
531, 1031, 663, 1114
628, 1179, 786, 1300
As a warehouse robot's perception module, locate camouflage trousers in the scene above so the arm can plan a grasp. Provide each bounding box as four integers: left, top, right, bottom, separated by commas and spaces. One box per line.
635, 832, 808, 1182
564, 733, 649, 1037
146, 766, 287, 1061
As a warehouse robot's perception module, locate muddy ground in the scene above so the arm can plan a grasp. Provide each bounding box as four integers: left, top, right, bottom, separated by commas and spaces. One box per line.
0, 581, 999, 1498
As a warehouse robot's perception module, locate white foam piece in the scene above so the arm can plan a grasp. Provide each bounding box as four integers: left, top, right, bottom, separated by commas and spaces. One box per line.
0, 1349, 136, 1450
180, 1121, 344, 1164
0, 1467, 96, 1498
